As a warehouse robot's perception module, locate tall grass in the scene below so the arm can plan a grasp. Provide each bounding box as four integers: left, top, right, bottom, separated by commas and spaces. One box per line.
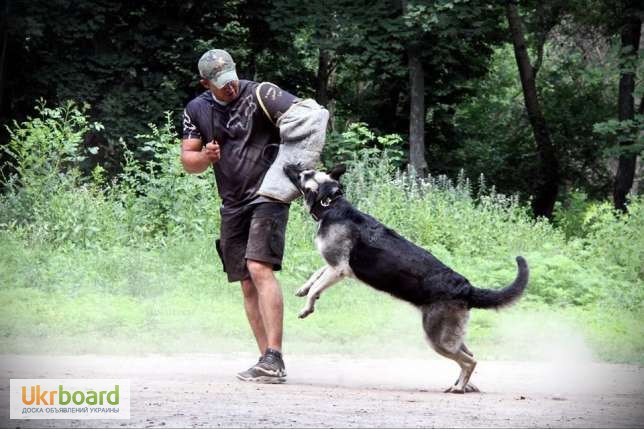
1, 103, 642, 361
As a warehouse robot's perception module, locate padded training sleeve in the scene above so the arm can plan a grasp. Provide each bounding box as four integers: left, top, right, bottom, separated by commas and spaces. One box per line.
256, 99, 329, 202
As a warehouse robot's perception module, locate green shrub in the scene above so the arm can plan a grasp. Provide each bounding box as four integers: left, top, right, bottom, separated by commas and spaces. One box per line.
1, 105, 642, 310
323, 122, 406, 169
116, 112, 218, 240
1, 103, 219, 248
0, 101, 107, 248
1, 106, 642, 360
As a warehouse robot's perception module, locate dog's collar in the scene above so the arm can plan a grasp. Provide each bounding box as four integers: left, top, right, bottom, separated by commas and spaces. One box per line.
310, 193, 343, 221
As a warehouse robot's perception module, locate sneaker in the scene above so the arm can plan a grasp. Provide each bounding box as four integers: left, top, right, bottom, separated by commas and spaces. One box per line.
236, 349, 286, 384
236, 355, 263, 381
255, 348, 287, 377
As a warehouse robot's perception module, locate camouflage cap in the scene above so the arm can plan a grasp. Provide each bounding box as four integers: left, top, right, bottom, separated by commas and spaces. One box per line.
198, 49, 238, 89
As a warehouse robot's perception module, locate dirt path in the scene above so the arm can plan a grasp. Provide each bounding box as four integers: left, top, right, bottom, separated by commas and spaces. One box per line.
1, 354, 643, 428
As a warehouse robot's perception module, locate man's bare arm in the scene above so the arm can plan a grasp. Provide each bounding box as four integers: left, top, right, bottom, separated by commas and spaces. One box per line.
181, 138, 220, 173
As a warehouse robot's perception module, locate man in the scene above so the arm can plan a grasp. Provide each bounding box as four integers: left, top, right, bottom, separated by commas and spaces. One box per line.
180, 49, 326, 384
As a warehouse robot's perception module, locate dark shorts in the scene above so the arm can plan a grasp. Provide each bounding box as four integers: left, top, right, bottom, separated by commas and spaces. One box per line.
216, 202, 290, 283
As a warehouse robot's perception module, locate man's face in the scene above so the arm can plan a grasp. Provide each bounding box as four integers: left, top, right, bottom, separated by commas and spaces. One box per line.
202, 79, 240, 103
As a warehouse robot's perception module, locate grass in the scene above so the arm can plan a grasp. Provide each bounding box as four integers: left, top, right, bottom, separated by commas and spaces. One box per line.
2, 231, 642, 364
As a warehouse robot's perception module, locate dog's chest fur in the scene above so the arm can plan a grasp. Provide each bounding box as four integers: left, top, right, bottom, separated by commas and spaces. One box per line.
315, 223, 354, 276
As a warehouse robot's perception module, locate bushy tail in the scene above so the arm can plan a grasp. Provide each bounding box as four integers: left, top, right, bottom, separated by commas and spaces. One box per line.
467, 256, 529, 309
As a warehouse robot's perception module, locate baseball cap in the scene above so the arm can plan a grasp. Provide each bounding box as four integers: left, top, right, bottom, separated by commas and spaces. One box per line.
198, 49, 239, 89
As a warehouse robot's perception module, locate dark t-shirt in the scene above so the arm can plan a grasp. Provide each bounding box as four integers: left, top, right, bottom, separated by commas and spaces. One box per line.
182, 80, 298, 213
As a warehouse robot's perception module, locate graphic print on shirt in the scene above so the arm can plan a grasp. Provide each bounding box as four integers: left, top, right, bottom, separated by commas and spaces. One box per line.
183, 110, 199, 139
226, 94, 257, 132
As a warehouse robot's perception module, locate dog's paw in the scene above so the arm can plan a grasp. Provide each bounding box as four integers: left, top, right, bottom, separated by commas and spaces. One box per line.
295, 287, 309, 297
463, 383, 479, 393
444, 383, 479, 394
444, 385, 465, 394
298, 307, 314, 319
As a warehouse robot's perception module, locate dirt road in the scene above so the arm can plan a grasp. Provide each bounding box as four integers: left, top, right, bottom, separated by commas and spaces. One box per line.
1, 354, 643, 428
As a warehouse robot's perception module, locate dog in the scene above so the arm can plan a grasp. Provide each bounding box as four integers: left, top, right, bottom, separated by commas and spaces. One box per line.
283, 163, 529, 394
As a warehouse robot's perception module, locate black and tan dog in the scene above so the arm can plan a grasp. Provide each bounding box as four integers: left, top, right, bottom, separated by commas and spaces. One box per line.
284, 164, 529, 393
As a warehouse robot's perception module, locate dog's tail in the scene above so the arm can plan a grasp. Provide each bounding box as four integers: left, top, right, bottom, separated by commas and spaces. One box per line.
467, 256, 529, 309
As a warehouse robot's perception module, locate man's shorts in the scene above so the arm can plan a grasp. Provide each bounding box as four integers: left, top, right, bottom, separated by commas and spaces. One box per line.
216, 202, 290, 283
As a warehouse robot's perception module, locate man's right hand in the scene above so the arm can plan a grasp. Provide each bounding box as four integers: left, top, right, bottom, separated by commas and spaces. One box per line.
204, 141, 221, 163
181, 138, 219, 174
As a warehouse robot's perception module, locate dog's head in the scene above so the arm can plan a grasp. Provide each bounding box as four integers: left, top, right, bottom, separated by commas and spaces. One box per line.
284, 164, 346, 212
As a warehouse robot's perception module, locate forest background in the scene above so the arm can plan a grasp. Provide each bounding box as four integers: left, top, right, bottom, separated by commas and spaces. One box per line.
0, 0, 642, 363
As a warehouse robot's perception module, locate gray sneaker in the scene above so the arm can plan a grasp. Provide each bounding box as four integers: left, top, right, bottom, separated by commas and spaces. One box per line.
236, 349, 286, 384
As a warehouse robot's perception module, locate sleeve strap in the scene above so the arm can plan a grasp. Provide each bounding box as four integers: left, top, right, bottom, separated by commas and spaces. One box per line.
255, 82, 276, 126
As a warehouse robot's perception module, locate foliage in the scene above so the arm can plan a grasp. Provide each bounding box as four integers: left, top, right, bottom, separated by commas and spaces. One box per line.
2, 232, 643, 363
593, 115, 644, 156
3, 106, 642, 307
0, 101, 102, 246
3, 0, 637, 210
2, 0, 281, 175
264, 0, 506, 136
117, 112, 217, 239
1, 106, 642, 361
0, 102, 217, 249
323, 122, 406, 169
2, 100, 98, 187
579, 199, 644, 301
453, 43, 617, 199
553, 190, 594, 238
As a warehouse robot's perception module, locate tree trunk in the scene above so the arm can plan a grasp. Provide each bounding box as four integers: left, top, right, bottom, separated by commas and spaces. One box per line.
408, 51, 427, 176
613, 9, 642, 213
506, 2, 560, 219
401, 0, 427, 177
316, 48, 331, 107
633, 99, 644, 195
0, 0, 9, 112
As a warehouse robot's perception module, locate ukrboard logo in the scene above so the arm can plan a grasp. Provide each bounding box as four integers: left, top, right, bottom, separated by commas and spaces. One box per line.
10, 379, 130, 419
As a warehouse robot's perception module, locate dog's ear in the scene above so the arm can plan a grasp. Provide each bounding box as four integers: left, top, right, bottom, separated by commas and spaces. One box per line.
329, 164, 346, 181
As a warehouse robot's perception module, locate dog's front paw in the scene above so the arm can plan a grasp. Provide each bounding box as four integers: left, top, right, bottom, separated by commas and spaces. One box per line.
298, 307, 314, 319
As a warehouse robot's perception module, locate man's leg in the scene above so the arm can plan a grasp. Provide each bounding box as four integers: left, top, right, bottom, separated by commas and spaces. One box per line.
236, 271, 284, 383
240, 277, 268, 355
246, 260, 283, 352
236, 202, 288, 382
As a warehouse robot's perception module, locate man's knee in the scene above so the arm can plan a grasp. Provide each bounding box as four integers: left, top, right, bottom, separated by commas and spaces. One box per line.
246, 259, 274, 282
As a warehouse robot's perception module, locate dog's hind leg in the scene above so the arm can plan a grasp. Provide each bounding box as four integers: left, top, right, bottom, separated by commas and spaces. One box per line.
461, 343, 474, 357
298, 266, 346, 319
442, 349, 478, 394
296, 265, 328, 297
452, 343, 478, 392
422, 302, 479, 394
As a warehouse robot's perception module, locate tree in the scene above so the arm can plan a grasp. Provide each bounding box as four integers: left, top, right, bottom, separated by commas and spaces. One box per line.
505, 1, 561, 218
613, 1, 642, 212
266, 0, 354, 107
402, 0, 428, 176
1, 0, 518, 197
0, 0, 8, 114
347, 0, 505, 176
560, 0, 643, 211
